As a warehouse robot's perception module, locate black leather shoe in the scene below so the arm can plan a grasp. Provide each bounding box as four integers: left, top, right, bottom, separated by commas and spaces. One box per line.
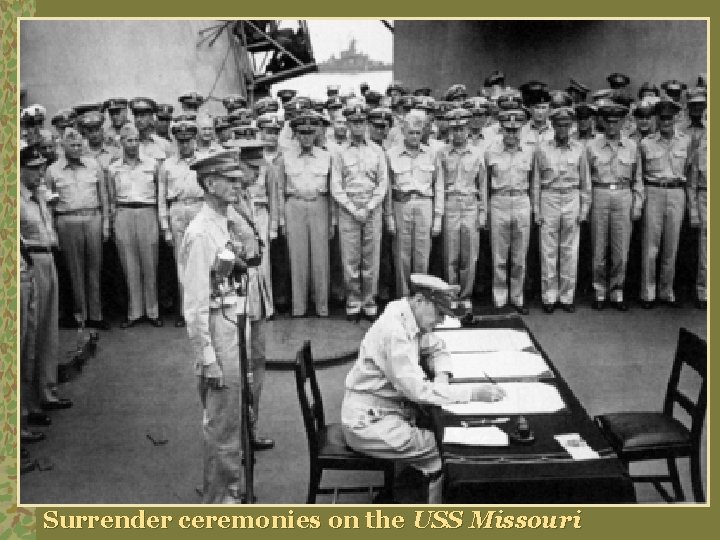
592, 300, 605, 310
252, 436, 275, 451
20, 459, 36, 474
695, 299, 707, 310
660, 299, 681, 308
27, 412, 52, 426
148, 317, 164, 327
362, 312, 377, 322
542, 303, 555, 314
87, 319, 111, 330
21, 429, 46, 443
513, 304, 529, 315
346, 313, 361, 322
639, 300, 654, 310
41, 398, 73, 411
175, 316, 186, 328
120, 318, 140, 329
612, 301, 629, 312
560, 303, 575, 313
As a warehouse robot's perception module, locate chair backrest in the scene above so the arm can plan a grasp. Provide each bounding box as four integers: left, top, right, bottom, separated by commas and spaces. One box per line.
663, 328, 707, 445
294, 340, 326, 460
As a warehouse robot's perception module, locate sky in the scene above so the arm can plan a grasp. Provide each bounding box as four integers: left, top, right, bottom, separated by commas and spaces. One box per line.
280, 19, 393, 63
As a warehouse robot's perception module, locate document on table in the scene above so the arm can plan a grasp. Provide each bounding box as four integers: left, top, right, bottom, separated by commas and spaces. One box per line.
441, 382, 566, 415
435, 315, 462, 329
444, 426, 509, 446
554, 433, 600, 460
449, 350, 552, 379
437, 328, 534, 353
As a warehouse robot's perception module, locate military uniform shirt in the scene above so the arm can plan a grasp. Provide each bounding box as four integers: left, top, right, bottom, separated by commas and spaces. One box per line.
586, 135, 644, 203
108, 156, 159, 207
640, 132, 692, 183
46, 156, 108, 222
331, 139, 388, 213
282, 146, 332, 198
520, 122, 555, 148
387, 144, 445, 216
533, 139, 592, 217
484, 140, 535, 192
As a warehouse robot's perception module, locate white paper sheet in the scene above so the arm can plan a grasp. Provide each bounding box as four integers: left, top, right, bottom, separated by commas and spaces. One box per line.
554, 433, 600, 460
449, 350, 552, 379
441, 382, 566, 415
435, 315, 462, 329
443, 426, 509, 446
437, 328, 534, 353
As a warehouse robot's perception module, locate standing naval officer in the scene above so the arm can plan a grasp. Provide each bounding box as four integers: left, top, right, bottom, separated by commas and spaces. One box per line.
533, 106, 591, 313
639, 99, 692, 308
46, 127, 110, 329
386, 111, 445, 298
330, 103, 388, 321
108, 124, 163, 327
280, 113, 334, 317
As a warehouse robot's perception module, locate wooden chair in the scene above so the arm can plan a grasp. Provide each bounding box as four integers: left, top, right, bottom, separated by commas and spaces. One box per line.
595, 328, 706, 502
294, 340, 394, 503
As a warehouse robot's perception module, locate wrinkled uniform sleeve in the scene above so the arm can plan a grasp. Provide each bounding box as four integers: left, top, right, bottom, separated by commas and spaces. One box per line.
381, 320, 471, 405
180, 228, 217, 372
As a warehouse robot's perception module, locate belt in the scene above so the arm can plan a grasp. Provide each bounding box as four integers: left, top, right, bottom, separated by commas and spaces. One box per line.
392, 190, 432, 203
117, 202, 156, 208
26, 245, 54, 253
541, 186, 578, 195
169, 197, 203, 205
445, 192, 478, 198
286, 193, 326, 202
592, 182, 630, 190
56, 208, 101, 216
491, 188, 527, 197
645, 180, 685, 189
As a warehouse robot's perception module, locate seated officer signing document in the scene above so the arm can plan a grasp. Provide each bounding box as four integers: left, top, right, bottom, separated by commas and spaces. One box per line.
341, 274, 505, 504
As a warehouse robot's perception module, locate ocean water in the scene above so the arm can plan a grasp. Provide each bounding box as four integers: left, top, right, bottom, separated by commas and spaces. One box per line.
271, 70, 393, 100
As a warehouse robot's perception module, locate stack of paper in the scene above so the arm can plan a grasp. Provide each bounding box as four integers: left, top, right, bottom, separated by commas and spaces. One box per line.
444, 426, 509, 446
449, 350, 552, 379
554, 434, 600, 460
437, 328, 534, 353
442, 382, 566, 415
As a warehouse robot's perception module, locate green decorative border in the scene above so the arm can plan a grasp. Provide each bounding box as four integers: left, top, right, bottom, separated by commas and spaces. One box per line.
1, 0, 36, 538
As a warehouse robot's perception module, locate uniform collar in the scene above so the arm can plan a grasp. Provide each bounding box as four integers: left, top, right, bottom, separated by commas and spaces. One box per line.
400, 144, 426, 156
298, 146, 315, 157
530, 122, 551, 133
448, 144, 471, 155
349, 137, 368, 147
551, 138, 572, 150
57, 155, 86, 169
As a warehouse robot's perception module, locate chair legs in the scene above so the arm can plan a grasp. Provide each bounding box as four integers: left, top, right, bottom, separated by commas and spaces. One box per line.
666, 457, 686, 502
307, 464, 321, 504
690, 449, 705, 503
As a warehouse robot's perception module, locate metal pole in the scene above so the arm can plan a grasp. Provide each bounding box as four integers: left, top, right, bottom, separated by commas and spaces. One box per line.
237, 291, 255, 503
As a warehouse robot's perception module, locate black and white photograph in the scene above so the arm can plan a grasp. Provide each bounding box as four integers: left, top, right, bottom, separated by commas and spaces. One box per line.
18, 18, 707, 505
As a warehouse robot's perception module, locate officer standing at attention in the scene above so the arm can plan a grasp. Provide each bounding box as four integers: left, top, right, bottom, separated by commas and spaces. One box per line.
342, 274, 505, 504
108, 124, 163, 328
520, 82, 554, 148
20, 144, 72, 411
80, 110, 118, 169
439, 108, 486, 312
486, 109, 535, 314
158, 118, 203, 327
585, 103, 643, 310
386, 111, 445, 298
687, 126, 707, 310
46, 127, 111, 329
331, 104, 388, 321
280, 113, 334, 317
639, 98, 692, 308
129, 97, 173, 161
179, 149, 249, 504
533, 107, 590, 313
